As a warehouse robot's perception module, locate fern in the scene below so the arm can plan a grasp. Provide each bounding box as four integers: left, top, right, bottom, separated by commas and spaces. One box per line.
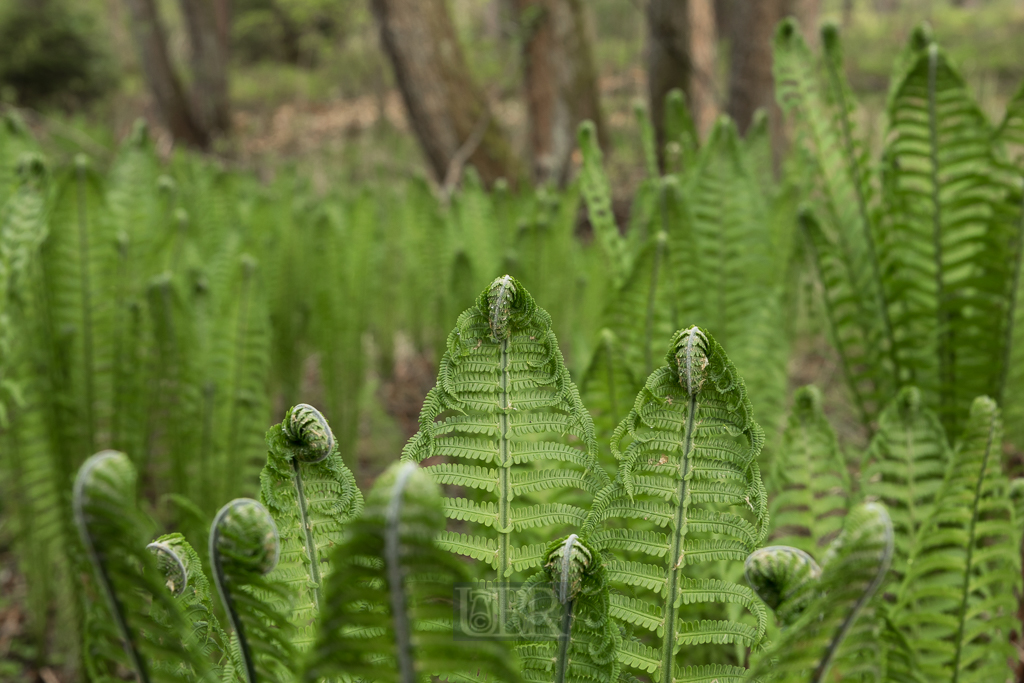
744, 545, 821, 627
584, 326, 769, 683
860, 386, 950, 578
894, 396, 1019, 681
745, 503, 895, 683
73, 450, 213, 682
305, 460, 521, 683
259, 403, 364, 650
516, 534, 619, 683
403, 275, 607, 621
769, 385, 849, 552
210, 498, 294, 683
578, 122, 629, 287
581, 327, 637, 452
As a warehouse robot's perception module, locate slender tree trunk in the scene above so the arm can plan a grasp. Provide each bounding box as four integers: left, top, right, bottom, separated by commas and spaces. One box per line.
370, 0, 522, 186
515, 0, 604, 185
123, 0, 208, 147
688, 0, 717, 140
725, 0, 782, 135
646, 0, 688, 158
179, 0, 231, 136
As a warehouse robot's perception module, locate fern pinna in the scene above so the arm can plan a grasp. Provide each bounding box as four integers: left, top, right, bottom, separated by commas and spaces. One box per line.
583, 326, 769, 683
402, 275, 608, 621
259, 403, 364, 649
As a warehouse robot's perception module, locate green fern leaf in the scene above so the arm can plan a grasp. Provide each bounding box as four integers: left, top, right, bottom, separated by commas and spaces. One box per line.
578, 122, 629, 287
210, 498, 294, 683
745, 503, 895, 683
304, 461, 522, 683
584, 326, 769, 682
403, 276, 608, 622
895, 396, 1019, 681
770, 385, 850, 553
259, 403, 364, 650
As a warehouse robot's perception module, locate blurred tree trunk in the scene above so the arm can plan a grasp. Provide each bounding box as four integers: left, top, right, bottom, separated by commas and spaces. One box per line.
646, 0, 717, 162
180, 0, 231, 136
515, 0, 604, 185
122, 0, 231, 149
725, 0, 782, 135
370, 0, 522, 187
783, 0, 821, 48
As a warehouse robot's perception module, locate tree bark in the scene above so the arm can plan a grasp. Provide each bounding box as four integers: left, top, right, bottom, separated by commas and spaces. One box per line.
179, 0, 231, 137
515, 0, 604, 185
688, 0, 717, 140
370, 0, 522, 186
123, 0, 209, 147
725, 0, 782, 135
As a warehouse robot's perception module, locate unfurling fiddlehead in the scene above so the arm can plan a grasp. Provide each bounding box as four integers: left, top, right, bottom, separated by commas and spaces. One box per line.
744, 545, 822, 626
210, 498, 293, 683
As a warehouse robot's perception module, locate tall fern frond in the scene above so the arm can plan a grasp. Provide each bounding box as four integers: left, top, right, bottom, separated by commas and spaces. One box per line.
73, 451, 213, 682
860, 386, 950, 578
578, 122, 629, 287
895, 396, 1019, 681
305, 461, 521, 683
402, 275, 607, 622
879, 40, 1010, 437
770, 386, 849, 552
662, 89, 698, 173
584, 326, 769, 683
259, 403, 364, 650
745, 503, 895, 683
516, 534, 619, 683
581, 328, 637, 453
210, 498, 294, 683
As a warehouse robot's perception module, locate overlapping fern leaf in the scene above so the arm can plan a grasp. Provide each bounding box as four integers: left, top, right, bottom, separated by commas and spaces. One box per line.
860, 387, 950, 578
305, 461, 521, 683
894, 396, 1019, 681
210, 498, 294, 683
73, 451, 214, 682
402, 275, 608, 615
583, 326, 769, 683
578, 122, 630, 287
745, 503, 895, 683
769, 385, 849, 552
516, 534, 619, 683
259, 403, 364, 650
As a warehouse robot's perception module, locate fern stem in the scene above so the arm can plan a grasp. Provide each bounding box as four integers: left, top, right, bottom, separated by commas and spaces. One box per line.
498, 335, 511, 622
823, 54, 901, 383
292, 457, 323, 614
209, 502, 257, 683
950, 410, 997, 682
385, 462, 418, 683
554, 534, 578, 683
74, 163, 96, 453
927, 45, 954, 426
661, 335, 699, 682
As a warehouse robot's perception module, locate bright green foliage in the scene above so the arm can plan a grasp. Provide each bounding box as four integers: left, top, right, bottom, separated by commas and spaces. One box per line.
73, 451, 213, 682
744, 546, 821, 627
210, 498, 294, 683
746, 503, 895, 683
779, 20, 1024, 438
861, 387, 950, 578
584, 326, 769, 683
259, 403, 364, 650
402, 275, 608, 620
580, 327, 637, 459
895, 397, 1019, 681
517, 534, 619, 683
769, 386, 849, 553
578, 122, 629, 288
305, 461, 521, 683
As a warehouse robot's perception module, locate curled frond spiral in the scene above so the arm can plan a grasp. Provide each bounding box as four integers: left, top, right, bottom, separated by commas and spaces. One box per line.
744, 545, 821, 623
282, 403, 335, 464
147, 538, 190, 597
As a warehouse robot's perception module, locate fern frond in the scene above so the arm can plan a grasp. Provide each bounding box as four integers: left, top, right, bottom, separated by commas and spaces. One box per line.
304, 461, 522, 683
73, 451, 213, 682
259, 403, 363, 650
403, 276, 607, 621
895, 396, 1019, 681
578, 123, 629, 286
744, 545, 821, 626
861, 386, 950, 578
581, 328, 638, 451
770, 385, 849, 552
745, 503, 895, 683
210, 498, 294, 683
588, 327, 768, 681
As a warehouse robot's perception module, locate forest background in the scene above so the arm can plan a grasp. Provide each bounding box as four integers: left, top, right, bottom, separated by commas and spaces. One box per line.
2, 0, 1024, 681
